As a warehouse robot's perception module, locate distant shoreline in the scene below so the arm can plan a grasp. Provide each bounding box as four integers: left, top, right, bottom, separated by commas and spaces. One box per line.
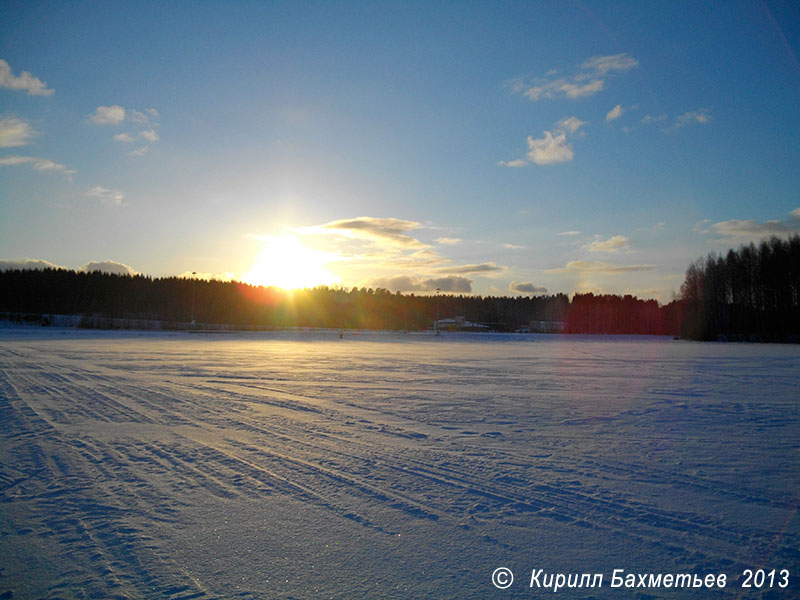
3, 314, 798, 344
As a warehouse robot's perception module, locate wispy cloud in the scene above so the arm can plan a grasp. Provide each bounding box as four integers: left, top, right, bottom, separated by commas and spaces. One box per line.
0, 116, 36, 147
436, 237, 462, 245
114, 133, 134, 143
498, 158, 527, 168
91, 105, 126, 125
558, 230, 581, 236
606, 104, 624, 122
509, 281, 548, 295
368, 275, 472, 294
515, 53, 638, 102
556, 116, 586, 135
582, 54, 639, 75
641, 113, 667, 125
0, 59, 53, 96
695, 208, 800, 241
692, 219, 712, 233
525, 79, 604, 101
676, 109, 711, 126
587, 234, 632, 253
500, 117, 586, 167
546, 260, 655, 274
436, 262, 504, 276
403, 249, 445, 265
87, 185, 125, 206
639, 110, 709, 132
0, 155, 75, 176
131, 110, 149, 124
300, 216, 430, 249
139, 129, 159, 142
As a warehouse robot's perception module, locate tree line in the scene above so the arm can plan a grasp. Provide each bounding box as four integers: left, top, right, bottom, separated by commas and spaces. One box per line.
0, 269, 568, 331
0, 269, 665, 333
1, 235, 797, 340
677, 235, 799, 341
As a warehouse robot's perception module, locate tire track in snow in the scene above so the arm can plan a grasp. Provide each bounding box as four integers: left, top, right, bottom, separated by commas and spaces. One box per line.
0, 350, 212, 599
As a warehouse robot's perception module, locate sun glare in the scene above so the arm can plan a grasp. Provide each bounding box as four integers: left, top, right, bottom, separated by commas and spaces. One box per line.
242, 234, 339, 290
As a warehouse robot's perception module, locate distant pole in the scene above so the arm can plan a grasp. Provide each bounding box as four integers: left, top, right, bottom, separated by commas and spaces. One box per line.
191, 272, 197, 325
435, 288, 441, 335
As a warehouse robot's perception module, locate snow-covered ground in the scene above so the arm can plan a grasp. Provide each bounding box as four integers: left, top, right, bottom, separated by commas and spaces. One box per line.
1, 329, 798, 598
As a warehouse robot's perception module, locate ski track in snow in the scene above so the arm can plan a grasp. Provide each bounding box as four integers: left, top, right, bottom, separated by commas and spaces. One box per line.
0, 329, 798, 599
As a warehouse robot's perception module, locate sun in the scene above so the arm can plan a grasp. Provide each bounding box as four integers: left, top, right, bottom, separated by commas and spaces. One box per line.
242, 234, 340, 290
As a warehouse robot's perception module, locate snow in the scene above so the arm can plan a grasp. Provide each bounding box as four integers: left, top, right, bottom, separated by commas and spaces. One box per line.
1, 329, 798, 598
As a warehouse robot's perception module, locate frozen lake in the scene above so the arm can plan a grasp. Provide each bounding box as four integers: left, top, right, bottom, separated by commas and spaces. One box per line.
1, 329, 798, 598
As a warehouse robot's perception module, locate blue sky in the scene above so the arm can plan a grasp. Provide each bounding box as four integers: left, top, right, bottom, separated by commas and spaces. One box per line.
1, 0, 799, 300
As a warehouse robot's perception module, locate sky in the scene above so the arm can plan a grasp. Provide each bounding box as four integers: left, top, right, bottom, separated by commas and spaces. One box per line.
1, 0, 799, 302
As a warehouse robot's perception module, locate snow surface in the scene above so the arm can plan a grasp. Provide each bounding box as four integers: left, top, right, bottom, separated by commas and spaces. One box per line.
1, 329, 798, 599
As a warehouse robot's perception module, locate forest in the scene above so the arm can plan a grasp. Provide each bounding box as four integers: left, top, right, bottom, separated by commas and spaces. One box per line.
1, 235, 798, 341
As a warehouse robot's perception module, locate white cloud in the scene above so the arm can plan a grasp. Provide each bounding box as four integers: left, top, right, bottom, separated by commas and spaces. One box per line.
587, 235, 632, 253
517, 53, 637, 102
368, 275, 473, 294
606, 104, 623, 122
558, 230, 581, 236
91, 105, 126, 125
87, 185, 125, 206
79, 260, 136, 276
129, 146, 149, 157
503, 117, 586, 167
436, 237, 462, 245
0, 155, 75, 176
139, 129, 159, 142
0, 258, 65, 271
509, 281, 548, 295
697, 208, 800, 240
527, 130, 573, 165
546, 261, 655, 274
0, 116, 35, 147
0, 59, 54, 95
114, 133, 134, 143
675, 109, 711, 126
0, 258, 136, 276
